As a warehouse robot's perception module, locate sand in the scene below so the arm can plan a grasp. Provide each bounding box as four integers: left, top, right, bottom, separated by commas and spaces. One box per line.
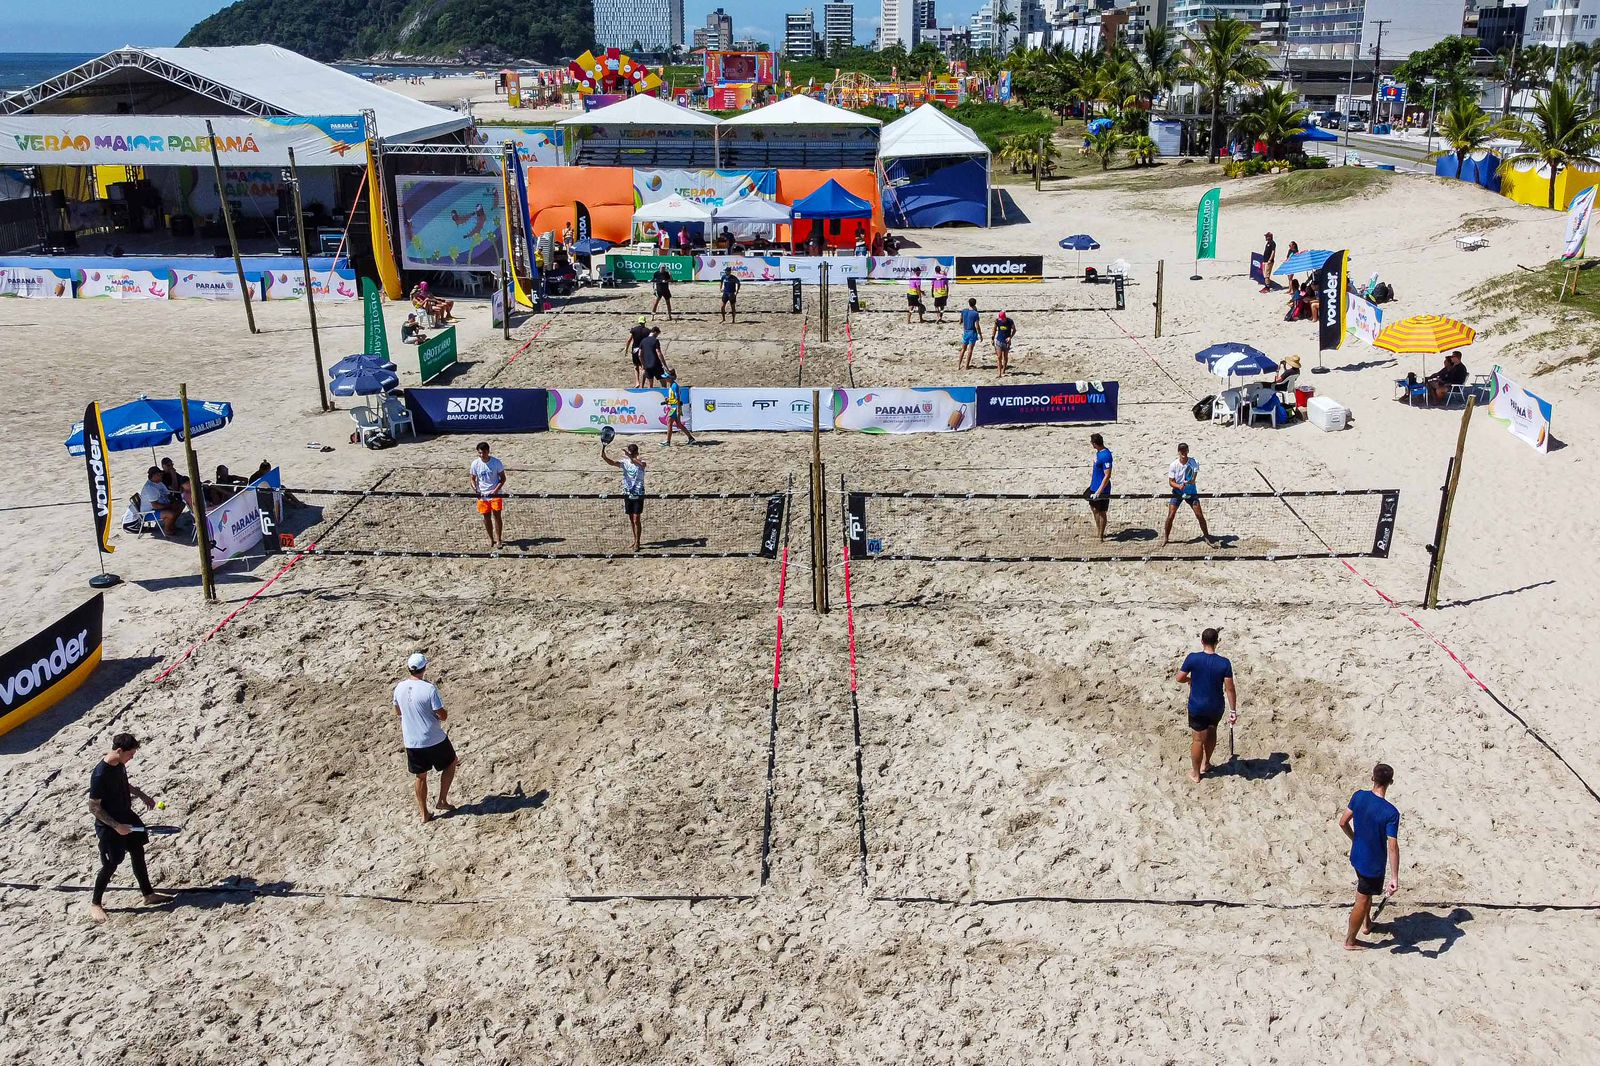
4, 166, 1600, 1064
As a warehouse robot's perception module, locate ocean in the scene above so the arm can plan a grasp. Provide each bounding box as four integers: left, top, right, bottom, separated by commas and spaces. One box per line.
0, 51, 474, 93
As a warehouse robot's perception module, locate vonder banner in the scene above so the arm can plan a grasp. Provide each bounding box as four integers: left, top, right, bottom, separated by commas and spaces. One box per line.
0, 594, 104, 738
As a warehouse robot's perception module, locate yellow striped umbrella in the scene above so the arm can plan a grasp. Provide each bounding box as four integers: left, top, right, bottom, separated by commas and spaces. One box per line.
1373, 314, 1476, 354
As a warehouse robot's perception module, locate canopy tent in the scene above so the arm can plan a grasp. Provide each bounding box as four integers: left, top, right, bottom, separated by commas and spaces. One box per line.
554, 94, 720, 129
879, 104, 992, 228
632, 196, 715, 223
711, 199, 793, 224
1292, 125, 1341, 143
790, 179, 874, 220
557, 93, 721, 167
720, 95, 881, 170
720, 95, 882, 128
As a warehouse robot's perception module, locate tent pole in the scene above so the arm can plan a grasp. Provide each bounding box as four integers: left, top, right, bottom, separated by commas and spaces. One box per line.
288, 148, 331, 412
179, 383, 218, 602
206, 120, 258, 335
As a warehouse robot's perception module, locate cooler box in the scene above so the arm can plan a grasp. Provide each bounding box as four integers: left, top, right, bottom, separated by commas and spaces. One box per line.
1307, 395, 1348, 431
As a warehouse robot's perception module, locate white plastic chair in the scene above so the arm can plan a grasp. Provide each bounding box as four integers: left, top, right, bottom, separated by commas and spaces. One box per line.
351, 406, 384, 443
1213, 387, 1244, 425
382, 394, 415, 438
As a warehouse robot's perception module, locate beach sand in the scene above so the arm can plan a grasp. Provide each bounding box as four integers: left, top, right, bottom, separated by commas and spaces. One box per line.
3, 167, 1600, 1064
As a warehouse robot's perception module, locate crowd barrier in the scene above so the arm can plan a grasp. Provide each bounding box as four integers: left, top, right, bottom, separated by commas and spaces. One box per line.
0, 257, 356, 301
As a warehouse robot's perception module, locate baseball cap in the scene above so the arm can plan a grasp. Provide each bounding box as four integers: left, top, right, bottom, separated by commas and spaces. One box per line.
407, 652, 428, 672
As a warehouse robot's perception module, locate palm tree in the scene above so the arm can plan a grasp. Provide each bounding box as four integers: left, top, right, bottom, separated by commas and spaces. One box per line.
1494, 45, 1552, 121
1232, 85, 1312, 160
994, 1, 1018, 58
1128, 134, 1159, 167
1088, 128, 1127, 170
1180, 16, 1272, 163
1502, 82, 1600, 209
1425, 97, 1517, 172
1135, 27, 1183, 110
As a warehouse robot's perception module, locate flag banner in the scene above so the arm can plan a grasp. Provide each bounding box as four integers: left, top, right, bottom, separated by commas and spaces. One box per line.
1317, 250, 1348, 352
361, 277, 390, 358
82, 402, 114, 556
1348, 292, 1384, 345
0, 594, 103, 738
0, 115, 368, 166
1488, 365, 1555, 453
1196, 187, 1220, 261
1250, 253, 1265, 286
1563, 185, 1596, 260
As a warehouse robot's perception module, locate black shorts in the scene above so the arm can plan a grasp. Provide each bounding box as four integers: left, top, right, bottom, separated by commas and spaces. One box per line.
95, 824, 144, 867
406, 738, 456, 775
643, 362, 664, 380
625, 495, 644, 516
721, 292, 737, 305
1355, 872, 1385, 896
1088, 495, 1109, 513
1188, 712, 1222, 733
655, 285, 670, 298
907, 293, 923, 307
631, 348, 642, 368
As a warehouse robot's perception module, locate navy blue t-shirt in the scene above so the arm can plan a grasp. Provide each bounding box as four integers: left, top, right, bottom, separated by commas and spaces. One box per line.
1090, 448, 1113, 494
1181, 651, 1232, 715
1348, 789, 1400, 878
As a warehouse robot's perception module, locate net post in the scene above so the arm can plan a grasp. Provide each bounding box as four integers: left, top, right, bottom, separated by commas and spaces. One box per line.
811, 389, 829, 613
1425, 396, 1475, 609
1155, 259, 1165, 338
179, 383, 218, 602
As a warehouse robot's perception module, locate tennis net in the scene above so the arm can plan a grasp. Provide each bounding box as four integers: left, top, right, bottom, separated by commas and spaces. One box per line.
843, 488, 1398, 563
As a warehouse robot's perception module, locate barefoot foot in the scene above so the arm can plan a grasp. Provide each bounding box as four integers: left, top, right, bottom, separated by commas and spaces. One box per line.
88, 903, 108, 924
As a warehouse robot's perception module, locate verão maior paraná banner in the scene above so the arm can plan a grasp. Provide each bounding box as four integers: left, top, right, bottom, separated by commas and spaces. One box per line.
0, 115, 368, 166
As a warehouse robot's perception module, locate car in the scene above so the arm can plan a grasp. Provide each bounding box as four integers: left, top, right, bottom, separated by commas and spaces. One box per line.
1347, 118, 1368, 132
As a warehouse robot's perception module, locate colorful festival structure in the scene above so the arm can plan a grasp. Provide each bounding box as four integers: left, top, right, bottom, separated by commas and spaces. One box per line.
567, 49, 663, 97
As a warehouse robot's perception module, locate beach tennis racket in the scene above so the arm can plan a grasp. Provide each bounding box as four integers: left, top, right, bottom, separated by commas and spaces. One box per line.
600, 426, 616, 445
125, 824, 180, 836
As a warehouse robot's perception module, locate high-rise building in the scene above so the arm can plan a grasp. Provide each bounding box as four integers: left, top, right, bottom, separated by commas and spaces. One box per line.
1476, 0, 1529, 55
824, 3, 857, 51
595, 0, 675, 49
913, 0, 938, 45
969, 4, 995, 51
1167, 0, 1263, 34
1285, 0, 1464, 60
702, 7, 735, 50
786, 9, 820, 56
670, 0, 685, 49
880, 0, 915, 48
1526, 0, 1600, 50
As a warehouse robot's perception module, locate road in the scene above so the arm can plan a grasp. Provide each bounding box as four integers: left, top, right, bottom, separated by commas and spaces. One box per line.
1305, 131, 1442, 175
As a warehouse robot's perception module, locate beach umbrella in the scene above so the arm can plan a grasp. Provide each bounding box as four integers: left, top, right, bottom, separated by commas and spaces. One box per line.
65, 394, 233, 456
1058, 234, 1100, 271
1274, 249, 1336, 277
571, 237, 614, 258
1374, 314, 1477, 379
329, 368, 399, 397
328, 354, 397, 378
1195, 343, 1277, 389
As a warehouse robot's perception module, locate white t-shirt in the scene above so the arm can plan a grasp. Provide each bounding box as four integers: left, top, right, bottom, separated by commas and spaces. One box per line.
1168, 457, 1199, 489
621, 457, 645, 496
139, 479, 171, 512
394, 677, 446, 749
470, 456, 506, 497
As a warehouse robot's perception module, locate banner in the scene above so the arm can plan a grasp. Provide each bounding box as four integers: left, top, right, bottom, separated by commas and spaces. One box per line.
831, 387, 976, 434
75, 268, 169, 299
688, 388, 835, 432
610, 254, 694, 282
1196, 187, 1220, 261
953, 255, 1044, 283
1348, 292, 1384, 345
0, 115, 367, 167
547, 388, 670, 433
1249, 253, 1265, 286
1487, 365, 1554, 453
0, 594, 103, 737
974, 382, 1119, 426
632, 169, 778, 211
1316, 250, 1348, 352
0, 266, 72, 298
263, 265, 358, 301
396, 176, 505, 272
82, 402, 114, 556
362, 277, 389, 359
418, 326, 458, 384
867, 256, 955, 281
691, 255, 867, 283
405, 388, 550, 434
476, 127, 566, 167
575, 200, 592, 246
170, 269, 263, 301
1563, 185, 1597, 260
206, 486, 266, 565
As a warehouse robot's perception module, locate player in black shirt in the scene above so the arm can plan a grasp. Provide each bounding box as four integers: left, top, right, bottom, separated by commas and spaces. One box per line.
87, 734, 171, 923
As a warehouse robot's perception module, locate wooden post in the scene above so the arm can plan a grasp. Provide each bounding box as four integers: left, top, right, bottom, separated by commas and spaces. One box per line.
205, 120, 258, 335
811, 389, 829, 614
500, 256, 512, 341
288, 149, 330, 411
1425, 396, 1475, 609
1034, 135, 1042, 191
179, 383, 218, 602
1155, 259, 1165, 338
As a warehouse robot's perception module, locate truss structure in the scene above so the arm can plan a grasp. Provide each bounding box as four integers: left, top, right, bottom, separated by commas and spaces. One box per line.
1, 48, 295, 117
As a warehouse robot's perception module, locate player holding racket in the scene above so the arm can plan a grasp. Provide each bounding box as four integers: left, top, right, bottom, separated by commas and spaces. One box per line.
87, 734, 173, 922
601, 431, 647, 551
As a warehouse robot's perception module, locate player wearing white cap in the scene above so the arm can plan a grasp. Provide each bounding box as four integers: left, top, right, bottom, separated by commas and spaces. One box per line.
393, 653, 457, 823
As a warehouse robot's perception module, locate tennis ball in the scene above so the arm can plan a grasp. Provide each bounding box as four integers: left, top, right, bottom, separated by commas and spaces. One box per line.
156, 801, 167, 810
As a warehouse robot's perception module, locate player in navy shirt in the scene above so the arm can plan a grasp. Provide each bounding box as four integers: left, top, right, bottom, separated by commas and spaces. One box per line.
1086, 432, 1113, 541
1339, 762, 1401, 949
1176, 627, 1237, 782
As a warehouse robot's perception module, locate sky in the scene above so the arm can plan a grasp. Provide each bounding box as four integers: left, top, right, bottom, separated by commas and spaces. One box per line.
9, 0, 979, 53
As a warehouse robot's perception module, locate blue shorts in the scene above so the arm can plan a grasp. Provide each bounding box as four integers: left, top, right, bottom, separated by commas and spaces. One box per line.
1170, 487, 1199, 505
962, 330, 978, 346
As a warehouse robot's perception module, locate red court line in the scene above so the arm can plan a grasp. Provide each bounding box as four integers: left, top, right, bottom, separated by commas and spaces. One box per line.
845, 319, 854, 363
505, 318, 553, 367
797, 321, 809, 367
1338, 560, 1491, 694
151, 545, 315, 683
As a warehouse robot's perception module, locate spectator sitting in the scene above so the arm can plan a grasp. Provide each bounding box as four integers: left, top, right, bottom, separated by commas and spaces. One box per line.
1408, 350, 1468, 405
1272, 356, 1302, 393
140, 466, 182, 534
1284, 283, 1312, 322
253, 461, 307, 508
159, 457, 193, 510
401, 313, 426, 345
205, 464, 246, 506
410, 281, 454, 322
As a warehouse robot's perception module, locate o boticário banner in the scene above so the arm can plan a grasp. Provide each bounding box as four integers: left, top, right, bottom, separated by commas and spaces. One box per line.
688, 388, 835, 432
0, 266, 72, 298
1488, 365, 1555, 453
418, 326, 458, 384
831, 387, 977, 434
609, 254, 694, 282
0, 593, 103, 738
547, 388, 671, 434
691, 255, 868, 283
206, 486, 266, 565
1317, 250, 1348, 352
1563, 185, 1597, 260
633, 169, 777, 210
0, 115, 368, 166
264, 266, 359, 301
1348, 292, 1384, 345
1196, 187, 1220, 262
396, 176, 506, 272
75, 268, 170, 300
170, 269, 264, 301
867, 256, 955, 282
362, 277, 390, 359
475, 127, 566, 167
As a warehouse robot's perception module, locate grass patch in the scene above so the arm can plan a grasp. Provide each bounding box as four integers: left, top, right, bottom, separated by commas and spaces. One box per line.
1464, 260, 1600, 374
1233, 167, 1390, 206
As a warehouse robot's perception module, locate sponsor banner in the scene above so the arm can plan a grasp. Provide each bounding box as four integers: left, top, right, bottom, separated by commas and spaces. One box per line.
0, 115, 368, 167
609, 254, 694, 282
396, 175, 506, 272
75, 268, 170, 300
691, 254, 867, 283
1317, 250, 1348, 352
82, 402, 114, 556
1348, 293, 1383, 345
361, 277, 389, 357
975, 382, 1119, 426
1250, 253, 1265, 286
1563, 185, 1597, 260
170, 269, 264, 301
0, 594, 103, 738
548, 388, 670, 433
477, 127, 566, 168
1196, 187, 1220, 261
492, 284, 506, 328
633, 168, 777, 211
418, 326, 459, 384
405, 388, 550, 434
0, 266, 72, 298
831, 387, 976, 434
1488, 365, 1554, 453
263, 266, 357, 300
846, 492, 870, 558
953, 255, 1044, 284
206, 486, 266, 565
867, 256, 955, 282
689, 388, 835, 432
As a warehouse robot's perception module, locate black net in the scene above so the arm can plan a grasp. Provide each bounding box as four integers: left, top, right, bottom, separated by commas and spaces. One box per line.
560, 282, 805, 318
844, 490, 1398, 563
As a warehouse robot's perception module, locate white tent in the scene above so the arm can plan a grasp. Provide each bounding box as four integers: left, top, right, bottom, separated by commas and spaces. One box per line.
633, 196, 714, 223
877, 103, 992, 228
556, 94, 720, 128
879, 104, 989, 160
712, 199, 792, 224
720, 94, 881, 127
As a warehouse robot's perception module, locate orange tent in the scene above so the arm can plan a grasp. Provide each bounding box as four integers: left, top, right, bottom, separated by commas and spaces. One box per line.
776, 168, 883, 248
523, 166, 635, 244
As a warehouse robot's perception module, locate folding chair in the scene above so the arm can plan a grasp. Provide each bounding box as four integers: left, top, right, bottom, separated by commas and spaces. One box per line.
1445, 382, 1473, 406
1394, 379, 1429, 406
351, 406, 385, 444
382, 394, 416, 438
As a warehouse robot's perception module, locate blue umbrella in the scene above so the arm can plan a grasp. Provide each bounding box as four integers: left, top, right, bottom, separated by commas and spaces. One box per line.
571, 237, 614, 258
328, 353, 397, 377
1195, 343, 1278, 383
1059, 233, 1101, 271
1275, 249, 1336, 277
329, 368, 399, 397
66, 395, 233, 456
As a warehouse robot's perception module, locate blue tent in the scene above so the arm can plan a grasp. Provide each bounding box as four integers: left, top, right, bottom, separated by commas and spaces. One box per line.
66, 395, 233, 456
1292, 125, 1340, 143
790, 179, 874, 221
880, 105, 992, 228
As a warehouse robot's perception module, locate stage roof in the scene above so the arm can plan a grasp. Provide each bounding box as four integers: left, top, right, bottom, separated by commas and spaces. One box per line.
556, 94, 720, 129
880, 104, 989, 160
0, 45, 470, 143
721, 95, 881, 128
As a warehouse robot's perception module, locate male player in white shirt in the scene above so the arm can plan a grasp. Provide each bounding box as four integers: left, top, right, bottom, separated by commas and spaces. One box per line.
1162, 442, 1217, 548
393, 653, 458, 824
468, 441, 507, 549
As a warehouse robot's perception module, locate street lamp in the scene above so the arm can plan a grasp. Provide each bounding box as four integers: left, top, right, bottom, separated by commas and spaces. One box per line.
1424, 77, 1439, 155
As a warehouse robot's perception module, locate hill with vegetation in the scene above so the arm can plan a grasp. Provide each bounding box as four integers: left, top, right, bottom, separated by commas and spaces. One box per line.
179, 0, 594, 64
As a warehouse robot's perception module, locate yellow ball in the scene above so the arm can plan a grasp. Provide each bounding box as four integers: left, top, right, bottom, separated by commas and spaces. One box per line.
156, 801, 167, 810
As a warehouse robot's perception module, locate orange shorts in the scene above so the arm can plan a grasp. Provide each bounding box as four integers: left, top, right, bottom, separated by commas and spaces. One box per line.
476, 497, 504, 514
